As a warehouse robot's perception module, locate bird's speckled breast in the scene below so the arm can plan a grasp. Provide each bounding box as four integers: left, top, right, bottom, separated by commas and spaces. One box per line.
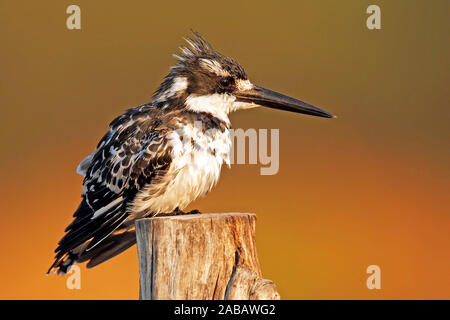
130, 114, 231, 215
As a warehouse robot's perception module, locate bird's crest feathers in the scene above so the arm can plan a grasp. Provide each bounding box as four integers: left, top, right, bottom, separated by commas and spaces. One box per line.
171, 31, 247, 78
173, 30, 215, 62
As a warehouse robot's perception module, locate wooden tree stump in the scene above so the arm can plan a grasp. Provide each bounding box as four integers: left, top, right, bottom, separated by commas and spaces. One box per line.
135, 213, 280, 300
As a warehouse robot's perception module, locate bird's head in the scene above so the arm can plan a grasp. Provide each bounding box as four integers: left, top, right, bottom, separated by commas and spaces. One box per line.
153, 31, 333, 120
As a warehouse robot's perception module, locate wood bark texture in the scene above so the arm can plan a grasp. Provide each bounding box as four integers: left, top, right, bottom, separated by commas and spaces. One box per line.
135, 213, 280, 300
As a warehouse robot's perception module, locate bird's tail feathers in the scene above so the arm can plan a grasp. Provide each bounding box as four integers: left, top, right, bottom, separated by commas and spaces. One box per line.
81, 227, 136, 268
47, 252, 78, 275
47, 226, 137, 275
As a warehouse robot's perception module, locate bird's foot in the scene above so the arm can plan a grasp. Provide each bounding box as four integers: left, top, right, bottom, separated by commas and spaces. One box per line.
172, 208, 201, 216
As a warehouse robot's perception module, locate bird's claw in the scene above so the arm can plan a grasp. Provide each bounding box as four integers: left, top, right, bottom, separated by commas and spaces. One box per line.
172, 208, 201, 216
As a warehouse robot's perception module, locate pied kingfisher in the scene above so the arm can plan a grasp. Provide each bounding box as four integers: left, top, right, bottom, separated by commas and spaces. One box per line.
48, 31, 333, 274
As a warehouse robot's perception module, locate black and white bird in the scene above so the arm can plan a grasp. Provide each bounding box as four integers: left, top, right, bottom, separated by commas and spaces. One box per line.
48, 32, 333, 274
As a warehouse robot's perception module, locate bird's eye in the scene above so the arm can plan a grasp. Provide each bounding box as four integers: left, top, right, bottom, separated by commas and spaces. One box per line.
219, 77, 234, 88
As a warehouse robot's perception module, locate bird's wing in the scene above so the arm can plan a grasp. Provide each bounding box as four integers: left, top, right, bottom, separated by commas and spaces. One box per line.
54, 105, 173, 258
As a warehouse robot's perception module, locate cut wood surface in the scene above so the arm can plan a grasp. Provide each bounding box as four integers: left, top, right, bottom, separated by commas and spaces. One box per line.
135, 212, 280, 300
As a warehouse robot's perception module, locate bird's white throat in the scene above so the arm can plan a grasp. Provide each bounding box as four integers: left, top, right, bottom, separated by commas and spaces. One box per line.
185, 92, 258, 123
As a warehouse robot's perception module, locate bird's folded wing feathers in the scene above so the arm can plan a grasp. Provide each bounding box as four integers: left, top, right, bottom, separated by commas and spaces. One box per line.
55, 108, 173, 257
76, 153, 93, 177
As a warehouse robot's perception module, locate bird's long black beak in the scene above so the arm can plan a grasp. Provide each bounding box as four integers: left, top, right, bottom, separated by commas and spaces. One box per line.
235, 84, 334, 118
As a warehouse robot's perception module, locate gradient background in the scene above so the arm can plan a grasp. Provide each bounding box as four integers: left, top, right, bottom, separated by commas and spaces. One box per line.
0, 0, 449, 299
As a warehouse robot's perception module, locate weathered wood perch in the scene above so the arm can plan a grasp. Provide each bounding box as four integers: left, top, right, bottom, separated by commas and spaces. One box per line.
135, 212, 280, 300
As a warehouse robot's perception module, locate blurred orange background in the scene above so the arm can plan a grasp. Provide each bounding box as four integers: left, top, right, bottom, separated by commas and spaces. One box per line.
0, 0, 449, 299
